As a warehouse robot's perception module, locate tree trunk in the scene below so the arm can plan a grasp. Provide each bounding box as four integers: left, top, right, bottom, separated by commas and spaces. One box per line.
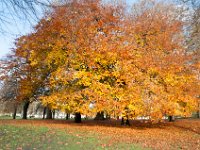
13, 105, 17, 119
121, 117, 130, 126
42, 107, 46, 119
106, 114, 110, 120
197, 110, 200, 118
52, 110, 55, 119
121, 117, 125, 125
197, 102, 200, 118
94, 111, 105, 120
46, 107, 52, 119
22, 101, 30, 119
126, 119, 130, 126
168, 116, 174, 122
75, 112, 81, 123
66, 113, 70, 120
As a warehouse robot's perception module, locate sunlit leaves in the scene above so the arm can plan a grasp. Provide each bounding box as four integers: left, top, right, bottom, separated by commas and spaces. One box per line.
12, 0, 200, 121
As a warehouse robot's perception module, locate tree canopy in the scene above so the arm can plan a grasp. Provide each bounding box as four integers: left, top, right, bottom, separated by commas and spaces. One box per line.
1, 0, 199, 122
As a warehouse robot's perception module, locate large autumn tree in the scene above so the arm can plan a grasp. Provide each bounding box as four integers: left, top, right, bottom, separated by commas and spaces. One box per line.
124, 0, 199, 121
181, 0, 200, 118
13, 0, 199, 123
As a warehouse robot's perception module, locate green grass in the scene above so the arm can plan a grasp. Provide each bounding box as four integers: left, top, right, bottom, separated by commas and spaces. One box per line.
0, 125, 144, 150
0, 115, 13, 119
0, 115, 22, 120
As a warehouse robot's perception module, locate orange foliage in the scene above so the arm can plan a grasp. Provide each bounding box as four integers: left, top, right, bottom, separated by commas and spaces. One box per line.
13, 0, 199, 120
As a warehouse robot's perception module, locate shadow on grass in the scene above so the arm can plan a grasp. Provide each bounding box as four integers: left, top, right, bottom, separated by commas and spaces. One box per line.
171, 120, 200, 135
0, 118, 170, 130
1, 116, 199, 134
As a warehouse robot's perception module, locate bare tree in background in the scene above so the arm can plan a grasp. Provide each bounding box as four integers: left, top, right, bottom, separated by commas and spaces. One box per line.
190, 4, 200, 118
179, 0, 200, 118
0, 0, 52, 33
0, 56, 21, 119
0, 77, 18, 119
179, 0, 200, 50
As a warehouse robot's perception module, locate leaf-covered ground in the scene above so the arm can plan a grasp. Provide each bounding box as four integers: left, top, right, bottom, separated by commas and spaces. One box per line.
0, 119, 199, 150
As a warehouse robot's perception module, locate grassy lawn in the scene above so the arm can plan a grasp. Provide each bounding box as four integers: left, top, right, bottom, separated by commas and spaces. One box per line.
0, 115, 13, 120
0, 123, 143, 150
0, 116, 24, 120
0, 119, 199, 150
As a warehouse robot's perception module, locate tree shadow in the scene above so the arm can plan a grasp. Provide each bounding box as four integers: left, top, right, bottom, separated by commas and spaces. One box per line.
170, 119, 200, 135
21, 119, 169, 130
1, 118, 199, 134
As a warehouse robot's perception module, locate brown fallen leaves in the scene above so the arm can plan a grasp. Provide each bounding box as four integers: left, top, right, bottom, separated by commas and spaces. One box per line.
0, 119, 199, 150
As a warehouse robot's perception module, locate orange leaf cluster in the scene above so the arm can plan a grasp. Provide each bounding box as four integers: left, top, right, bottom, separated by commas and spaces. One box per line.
12, 0, 200, 120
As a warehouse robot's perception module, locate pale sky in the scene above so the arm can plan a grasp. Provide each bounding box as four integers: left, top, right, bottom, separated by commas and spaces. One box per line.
0, 21, 34, 58
0, 0, 136, 59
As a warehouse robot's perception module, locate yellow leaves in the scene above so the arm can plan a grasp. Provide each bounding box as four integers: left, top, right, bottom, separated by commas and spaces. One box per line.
49, 68, 70, 88
165, 75, 177, 86
148, 68, 159, 78
74, 71, 92, 86
81, 79, 91, 87
12, 0, 199, 121
128, 104, 136, 111
46, 50, 66, 68
112, 71, 120, 78
29, 51, 38, 66
164, 72, 194, 88
74, 71, 84, 79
